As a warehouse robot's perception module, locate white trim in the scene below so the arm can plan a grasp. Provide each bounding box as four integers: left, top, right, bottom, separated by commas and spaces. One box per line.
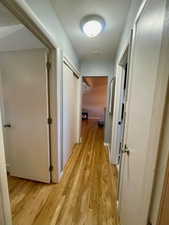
10, 0, 56, 48
5, 0, 79, 80
110, 66, 125, 165
0, 110, 12, 225
104, 143, 110, 159
76, 77, 82, 144
104, 142, 109, 147
59, 170, 64, 181
108, 144, 111, 153
63, 56, 80, 78
79, 137, 83, 143
54, 48, 63, 182
116, 200, 119, 209
134, 0, 149, 24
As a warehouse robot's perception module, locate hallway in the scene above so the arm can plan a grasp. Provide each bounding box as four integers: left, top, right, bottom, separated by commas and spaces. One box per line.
8, 120, 118, 225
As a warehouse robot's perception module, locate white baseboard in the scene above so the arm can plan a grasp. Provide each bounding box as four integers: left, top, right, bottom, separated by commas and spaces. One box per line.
116, 200, 119, 210
104, 143, 112, 162
117, 164, 120, 171
58, 170, 63, 182
79, 137, 82, 143
104, 142, 109, 147
104, 142, 111, 153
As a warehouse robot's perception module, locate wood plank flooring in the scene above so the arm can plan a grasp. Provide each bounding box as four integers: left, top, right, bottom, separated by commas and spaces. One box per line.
8, 120, 119, 225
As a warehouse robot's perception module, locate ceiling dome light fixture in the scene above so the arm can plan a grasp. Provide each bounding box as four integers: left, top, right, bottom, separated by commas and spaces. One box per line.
81, 15, 105, 38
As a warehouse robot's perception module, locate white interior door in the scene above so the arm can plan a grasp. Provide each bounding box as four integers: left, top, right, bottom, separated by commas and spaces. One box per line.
0, 49, 51, 183
119, 0, 166, 224
63, 63, 78, 168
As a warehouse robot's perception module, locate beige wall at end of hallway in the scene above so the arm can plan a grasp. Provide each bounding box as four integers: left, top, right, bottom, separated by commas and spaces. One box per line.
82, 77, 108, 120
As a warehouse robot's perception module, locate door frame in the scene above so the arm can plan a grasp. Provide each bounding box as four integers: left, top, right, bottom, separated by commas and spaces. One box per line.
79, 75, 109, 144
0, 49, 53, 183
118, 0, 169, 223
110, 46, 129, 166
0, 108, 12, 225
0, 0, 61, 182
111, 46, 129, 203
0, 1, 65, 224
0, 0, 64, 182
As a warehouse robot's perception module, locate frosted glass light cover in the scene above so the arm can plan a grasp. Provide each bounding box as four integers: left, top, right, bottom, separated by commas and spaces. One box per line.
82, 20, 103, 38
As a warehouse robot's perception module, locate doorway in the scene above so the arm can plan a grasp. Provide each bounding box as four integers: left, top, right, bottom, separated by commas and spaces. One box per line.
116, 64, 129, 201
0, 49, 51, 183
0, 2, 59, 224
0, 2, 52, 183
110, 46, 130, 166
81, 76, 108, 141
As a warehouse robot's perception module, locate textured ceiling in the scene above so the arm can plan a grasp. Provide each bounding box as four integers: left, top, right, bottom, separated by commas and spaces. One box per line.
51, 0, 131, 61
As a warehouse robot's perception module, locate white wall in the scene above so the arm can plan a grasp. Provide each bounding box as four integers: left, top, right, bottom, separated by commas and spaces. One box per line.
0, 24, 44, 51
81, 58, 113, 77
0, 24, 22, 39
0, 68, 10, 225
24, 0, 79, 69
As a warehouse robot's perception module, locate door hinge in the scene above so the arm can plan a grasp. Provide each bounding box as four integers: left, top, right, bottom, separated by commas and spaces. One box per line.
49, 165, 53, 172
46, 62, 51, 71
48, 117, 52, 125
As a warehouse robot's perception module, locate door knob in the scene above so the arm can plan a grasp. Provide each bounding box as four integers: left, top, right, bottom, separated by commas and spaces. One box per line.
118, 121, 122, 125
4, 124, 11, 128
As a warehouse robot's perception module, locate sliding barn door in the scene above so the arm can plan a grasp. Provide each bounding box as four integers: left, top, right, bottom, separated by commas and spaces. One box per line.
63, 63, 78, 168
0, 49, 51, 183
119, 0, 166, 224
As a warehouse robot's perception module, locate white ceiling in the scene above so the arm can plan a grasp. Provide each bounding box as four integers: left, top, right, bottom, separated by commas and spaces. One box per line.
51, 0, 131, 61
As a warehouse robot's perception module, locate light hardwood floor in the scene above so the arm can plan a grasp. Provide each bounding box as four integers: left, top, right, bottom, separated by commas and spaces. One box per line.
8, 120, 118, 225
